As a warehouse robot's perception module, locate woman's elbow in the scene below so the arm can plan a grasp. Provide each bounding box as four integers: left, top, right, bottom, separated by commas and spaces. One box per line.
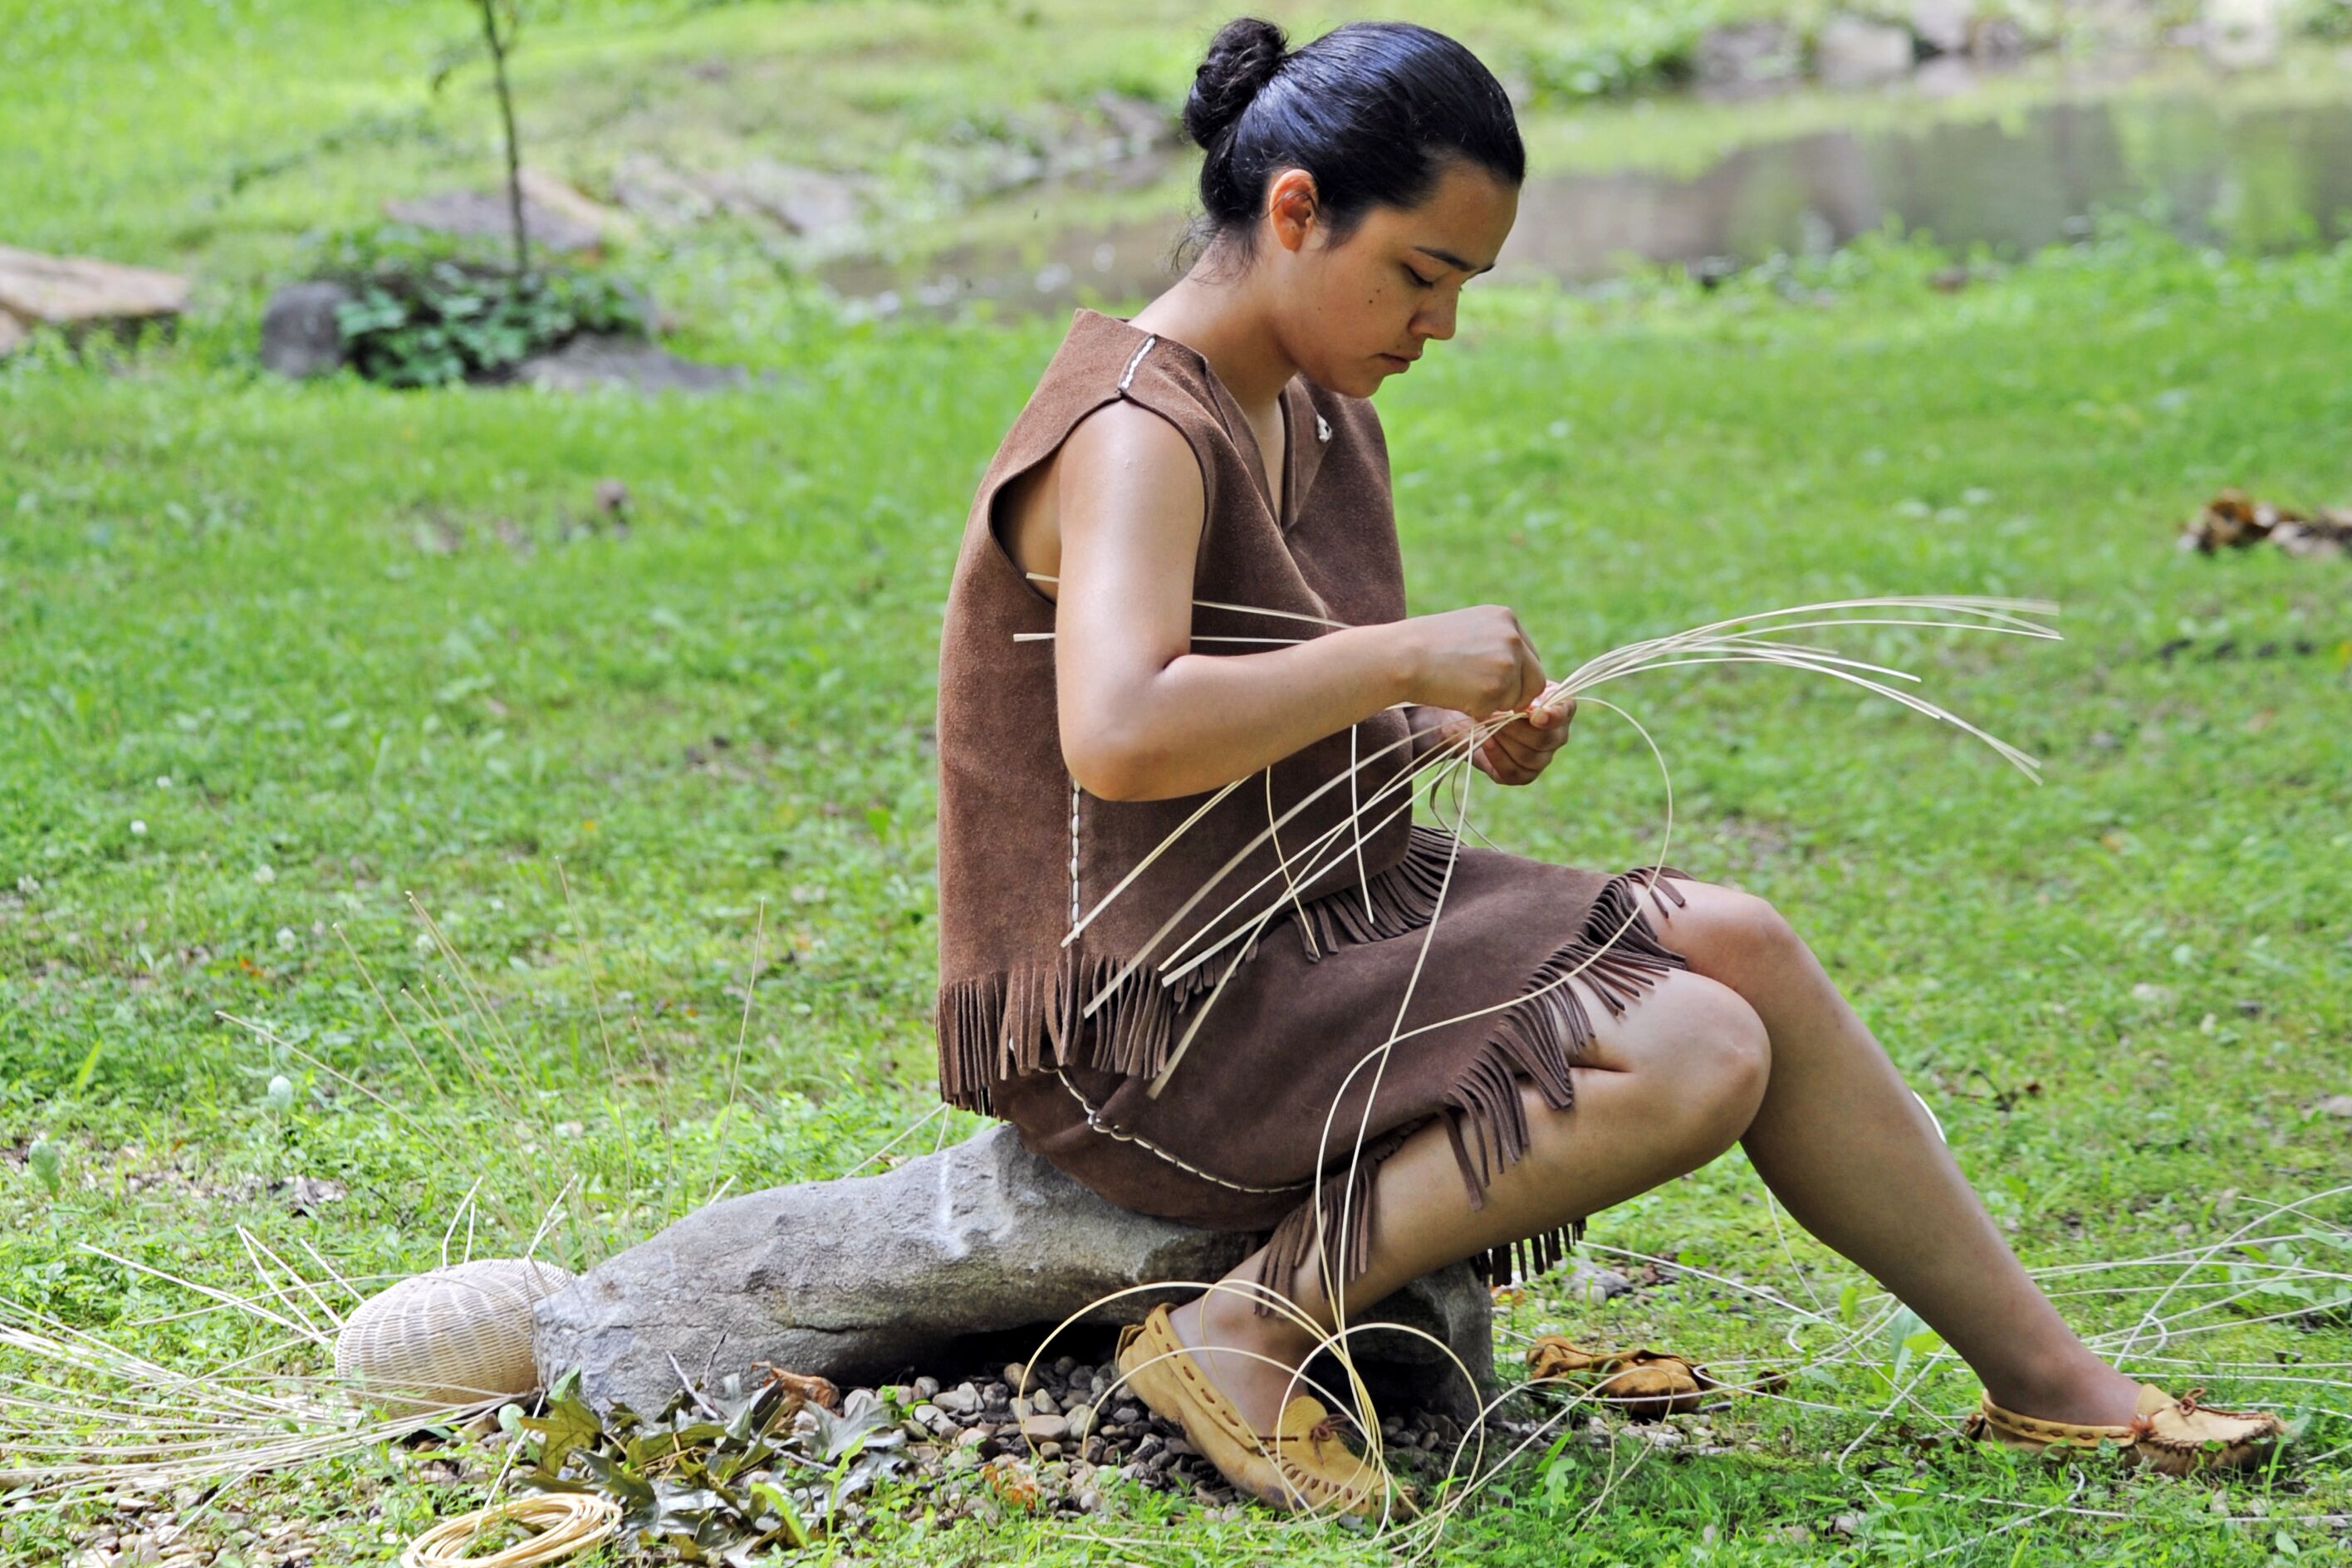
1064, 747, 1150, 801
1061, 722, 1164, 802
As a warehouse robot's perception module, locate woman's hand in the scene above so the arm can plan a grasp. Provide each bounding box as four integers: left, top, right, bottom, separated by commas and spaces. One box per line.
1425, 695, 1576, 786
1391, 605, 1546, 719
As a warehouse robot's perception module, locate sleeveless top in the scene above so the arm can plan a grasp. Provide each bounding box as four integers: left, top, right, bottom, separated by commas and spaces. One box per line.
932, 308, 1451, 1117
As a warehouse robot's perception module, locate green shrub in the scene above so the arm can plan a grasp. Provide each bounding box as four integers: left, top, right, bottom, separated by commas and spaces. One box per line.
311, 224, 649, 388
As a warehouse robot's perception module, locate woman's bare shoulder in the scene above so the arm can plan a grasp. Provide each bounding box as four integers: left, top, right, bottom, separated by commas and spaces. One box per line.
998, 399, 1207, 592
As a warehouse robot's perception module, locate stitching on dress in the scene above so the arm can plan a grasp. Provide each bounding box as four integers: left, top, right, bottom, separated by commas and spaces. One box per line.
1052, 1066, 1311, 1193
1068, 776, 1081, 927
1118, 335, 1158, 392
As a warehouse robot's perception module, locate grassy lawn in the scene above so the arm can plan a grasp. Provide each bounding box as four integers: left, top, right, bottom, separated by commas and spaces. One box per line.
8, 2, 2352, 1564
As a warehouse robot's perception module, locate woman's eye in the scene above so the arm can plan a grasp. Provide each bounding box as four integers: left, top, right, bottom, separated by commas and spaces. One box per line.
1403, 266, 1435, 288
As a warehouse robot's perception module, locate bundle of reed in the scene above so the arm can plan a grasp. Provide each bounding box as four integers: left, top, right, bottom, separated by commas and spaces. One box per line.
1056, 595, 2058, 1100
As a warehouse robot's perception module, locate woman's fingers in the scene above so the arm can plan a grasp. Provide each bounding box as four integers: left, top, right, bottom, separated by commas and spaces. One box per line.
1478, 709, 1573, 783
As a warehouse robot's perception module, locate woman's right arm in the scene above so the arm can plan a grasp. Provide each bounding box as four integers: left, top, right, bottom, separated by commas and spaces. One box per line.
1046, 402, 1549, 802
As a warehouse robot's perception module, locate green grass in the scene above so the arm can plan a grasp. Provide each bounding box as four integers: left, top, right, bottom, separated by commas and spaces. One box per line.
8, 1, 2352, 1563
7, 222, 2352, 1563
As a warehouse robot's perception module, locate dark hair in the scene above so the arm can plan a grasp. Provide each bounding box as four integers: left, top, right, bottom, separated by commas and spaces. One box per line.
1174, 17, 1523, 274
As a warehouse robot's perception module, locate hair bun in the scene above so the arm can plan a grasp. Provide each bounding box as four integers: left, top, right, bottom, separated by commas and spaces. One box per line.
1183, 17, 1288, 150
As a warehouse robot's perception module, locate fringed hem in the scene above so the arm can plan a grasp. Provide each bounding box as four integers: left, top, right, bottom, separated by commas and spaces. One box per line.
933, 826, 1463, 1118
1288, 823, 1458, 955
1242, 863, 1695, 1318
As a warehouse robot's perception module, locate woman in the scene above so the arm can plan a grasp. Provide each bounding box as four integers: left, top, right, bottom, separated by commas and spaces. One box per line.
930, 16, 2282, 1517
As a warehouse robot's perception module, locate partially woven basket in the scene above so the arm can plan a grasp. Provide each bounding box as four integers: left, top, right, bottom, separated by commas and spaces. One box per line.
336, 1258, 575, 1416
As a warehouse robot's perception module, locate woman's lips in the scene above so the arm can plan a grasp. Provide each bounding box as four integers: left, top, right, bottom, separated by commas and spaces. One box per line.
1379, 353, 1414, 370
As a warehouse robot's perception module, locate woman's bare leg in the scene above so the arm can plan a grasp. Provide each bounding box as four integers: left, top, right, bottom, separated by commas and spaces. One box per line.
1163, 966, 1771, 1438
1162, 880, 2144, 1439
1645, 883, 2143, 1426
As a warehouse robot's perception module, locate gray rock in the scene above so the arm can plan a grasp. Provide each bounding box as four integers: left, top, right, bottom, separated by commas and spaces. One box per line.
510, 334, 747, 395
1561, 1262, 1636, 1302
1813, 16, 1916, 87
1693, 22, 1801, 95
382, 189, 603, 253
534, 1123, 1497, 1424
0, 244, 188, 352
1971, 16, 2031, 58
259, 281, 354, 378
1909, 0, 1976, 56
698, 159, 871, 238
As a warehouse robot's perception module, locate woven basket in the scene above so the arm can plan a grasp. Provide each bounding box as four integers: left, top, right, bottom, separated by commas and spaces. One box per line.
336, 1258, 575, 1415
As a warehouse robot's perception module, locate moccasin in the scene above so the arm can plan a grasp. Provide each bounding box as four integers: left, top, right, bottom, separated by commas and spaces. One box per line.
1526, 1336, 1720, 1418
1962, 1383, 2285, 1477
1113, 1302, 1419, 1517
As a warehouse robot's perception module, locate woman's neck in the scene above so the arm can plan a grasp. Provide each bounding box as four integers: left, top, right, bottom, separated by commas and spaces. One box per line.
1128, 268, 1298, 412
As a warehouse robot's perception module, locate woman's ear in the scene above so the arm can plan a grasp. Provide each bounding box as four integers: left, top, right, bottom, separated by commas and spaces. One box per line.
1266, 167, 1319, 255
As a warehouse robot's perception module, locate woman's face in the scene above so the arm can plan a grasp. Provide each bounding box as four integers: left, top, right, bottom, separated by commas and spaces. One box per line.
1266, 158, 1520, 399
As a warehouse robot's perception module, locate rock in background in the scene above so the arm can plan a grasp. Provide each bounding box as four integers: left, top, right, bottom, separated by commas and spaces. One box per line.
383, 168, 633, 255
535, 1123, 1500, 1426
259, 280, 356, 378
0, 245, 189, 354
1694, 22, 1805, 97
1814, 16, 1920, 88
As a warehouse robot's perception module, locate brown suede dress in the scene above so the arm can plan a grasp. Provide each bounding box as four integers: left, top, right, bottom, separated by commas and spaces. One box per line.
933, 307, 1693, 1316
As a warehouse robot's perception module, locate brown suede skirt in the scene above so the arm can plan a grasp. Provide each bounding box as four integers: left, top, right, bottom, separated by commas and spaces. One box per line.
987, 826, 1693, 1315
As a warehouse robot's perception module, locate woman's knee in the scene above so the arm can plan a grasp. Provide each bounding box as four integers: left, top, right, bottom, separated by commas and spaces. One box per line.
1650, 880, 1806, 989
1663, 973, 1771, 1143
1529, 972, 1769, 1158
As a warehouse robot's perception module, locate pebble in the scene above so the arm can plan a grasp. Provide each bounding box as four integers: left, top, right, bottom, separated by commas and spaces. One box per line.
731, 1339, 1489, 1525
1018, 1414, 1070, 1444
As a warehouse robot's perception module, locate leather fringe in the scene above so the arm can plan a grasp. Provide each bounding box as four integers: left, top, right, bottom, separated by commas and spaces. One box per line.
1287, 823, 1458, 955
932, 826, 1463, 1118
1242, 863, 1693, 1316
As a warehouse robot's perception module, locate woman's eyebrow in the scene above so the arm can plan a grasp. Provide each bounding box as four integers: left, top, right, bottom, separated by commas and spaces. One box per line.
1414, 245, 1494, 276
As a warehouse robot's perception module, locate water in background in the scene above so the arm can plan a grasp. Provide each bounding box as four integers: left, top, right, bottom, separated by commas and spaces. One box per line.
829, 91, 2352, 315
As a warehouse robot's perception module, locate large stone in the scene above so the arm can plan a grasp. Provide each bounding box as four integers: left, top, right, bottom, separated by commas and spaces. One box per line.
1693, 21, 1802, 96
698, 159, 870, 238
1813, 16, 1917, 88
607, 154, 874, 240
383, 186, 604, 253
534, 1123, 1498, 1424
1909, 0, 1976, 56
0, 245, 189, 350
517, 167, 637, 247
259, 280, 355, 378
